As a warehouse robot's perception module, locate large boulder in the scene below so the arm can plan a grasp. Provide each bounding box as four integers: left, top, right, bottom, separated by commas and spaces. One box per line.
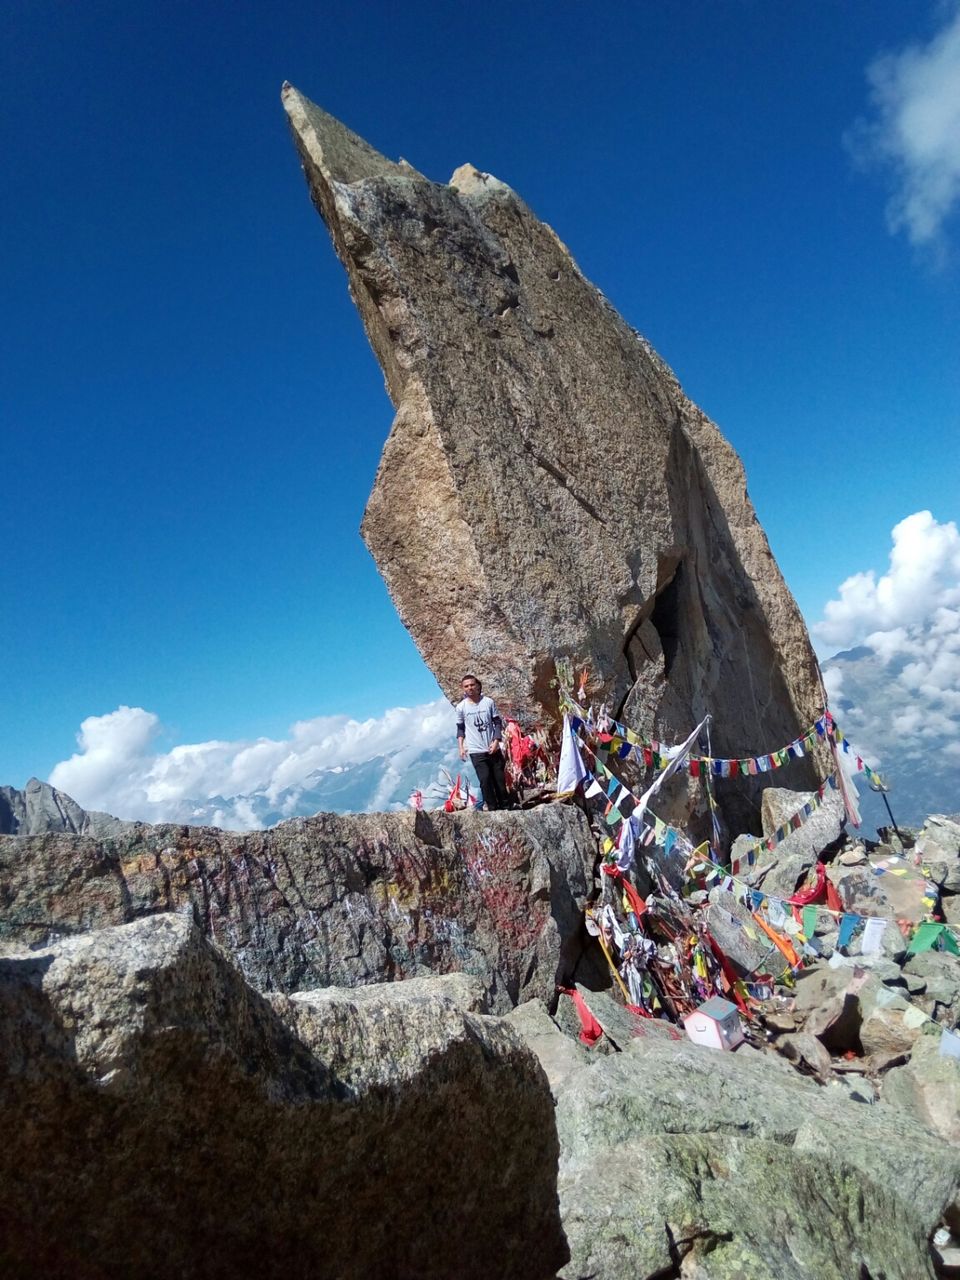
832, 854, 932, 937
0, 913, 567, 1279
0, 805, 594, 1012
883, 1030, 960, 1145
705, 890, 786, 979
749, 784, 845, 896
916, 816, 960, 892
282, 87, 821, 817
548, 1032, 960, 1279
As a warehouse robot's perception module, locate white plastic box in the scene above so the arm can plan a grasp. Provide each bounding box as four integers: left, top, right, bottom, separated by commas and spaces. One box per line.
683, 996, 745, 1051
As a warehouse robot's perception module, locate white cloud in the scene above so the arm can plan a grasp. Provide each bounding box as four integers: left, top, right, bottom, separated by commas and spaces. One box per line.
48, 706, 162, 816
49, 698, 456, 826
814, 511, 960, 649
849, 4, 960, 249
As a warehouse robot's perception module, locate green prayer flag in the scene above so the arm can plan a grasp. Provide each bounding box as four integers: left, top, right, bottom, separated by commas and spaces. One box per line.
908, 921, 945, 955
802, 905, 817, 939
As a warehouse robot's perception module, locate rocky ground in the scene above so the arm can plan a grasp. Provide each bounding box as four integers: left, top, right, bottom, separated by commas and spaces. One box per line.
2, 793, 960, 1277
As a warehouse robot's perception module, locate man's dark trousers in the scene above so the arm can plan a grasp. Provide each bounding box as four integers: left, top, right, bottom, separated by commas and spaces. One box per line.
471, 749, 510, 810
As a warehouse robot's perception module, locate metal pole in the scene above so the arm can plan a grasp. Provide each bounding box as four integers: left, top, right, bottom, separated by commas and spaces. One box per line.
871, 781, 905, 849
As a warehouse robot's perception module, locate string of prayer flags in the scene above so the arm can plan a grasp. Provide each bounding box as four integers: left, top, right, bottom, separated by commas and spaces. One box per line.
705, 864, 960, 948
826, 714, 885, 789
567, 694, 926, 961
562, 682, 885, 795
589, 749, 673, 849
584, 726, 836, 886
564, 692, 831, 776
729, 777, 837, 873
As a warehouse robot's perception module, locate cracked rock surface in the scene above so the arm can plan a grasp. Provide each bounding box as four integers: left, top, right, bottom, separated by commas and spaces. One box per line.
0, 806, 594, 1013
523, 1012, 960, 1280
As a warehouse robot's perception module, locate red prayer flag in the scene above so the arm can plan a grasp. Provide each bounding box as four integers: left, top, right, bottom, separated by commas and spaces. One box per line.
558, 987, 604, 1046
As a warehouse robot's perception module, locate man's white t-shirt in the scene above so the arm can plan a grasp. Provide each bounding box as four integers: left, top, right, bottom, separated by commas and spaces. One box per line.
456, 695, 503, 755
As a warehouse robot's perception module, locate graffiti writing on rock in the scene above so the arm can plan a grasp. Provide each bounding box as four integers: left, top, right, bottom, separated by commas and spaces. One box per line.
465, 830, 549, 954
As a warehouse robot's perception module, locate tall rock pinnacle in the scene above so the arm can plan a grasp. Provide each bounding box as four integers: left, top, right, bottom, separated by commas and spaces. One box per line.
282, 84, 821, 779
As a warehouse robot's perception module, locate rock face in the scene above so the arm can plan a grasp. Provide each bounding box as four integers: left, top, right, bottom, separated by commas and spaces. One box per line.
282, 86, 821, 792
0, 913, 566, 1279
0, 777, 130, 837
506, 998, 960, 1280
0, 806, 594, 1013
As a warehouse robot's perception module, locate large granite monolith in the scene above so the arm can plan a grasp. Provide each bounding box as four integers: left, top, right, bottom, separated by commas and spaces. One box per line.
283, 86, 822, 805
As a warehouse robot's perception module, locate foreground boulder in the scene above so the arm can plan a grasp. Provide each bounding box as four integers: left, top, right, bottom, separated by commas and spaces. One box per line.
0, 913, 567, 1280
511, 1007, 960, 1280
917, 816, 960, 892
282, 85, 821, 806
0, 806, 593, 1012
883, 1030, 960, 1145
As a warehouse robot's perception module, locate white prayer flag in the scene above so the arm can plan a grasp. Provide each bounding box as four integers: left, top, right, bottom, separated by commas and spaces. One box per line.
635, 715, 709, 818
860, 917, 887, 955
616, 816, 637, 871
556, 716, 590, 794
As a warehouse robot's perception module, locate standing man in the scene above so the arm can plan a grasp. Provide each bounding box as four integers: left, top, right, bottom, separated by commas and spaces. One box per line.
456, 674, 511, 811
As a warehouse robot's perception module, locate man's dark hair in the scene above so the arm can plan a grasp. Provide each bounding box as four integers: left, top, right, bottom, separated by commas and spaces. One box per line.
461, 673, 482, 691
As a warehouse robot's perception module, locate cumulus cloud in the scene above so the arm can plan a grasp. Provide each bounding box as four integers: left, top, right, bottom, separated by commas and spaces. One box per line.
813, 511, 960, 821
48, 706, 163, 815
50, 698, 456, 827
814, 511, 960, 649
848, 4, 960, 249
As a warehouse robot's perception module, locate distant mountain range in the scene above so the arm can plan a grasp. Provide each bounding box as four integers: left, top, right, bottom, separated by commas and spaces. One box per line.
823, 643, 959, 832
3, 743, 469, 836
173, 744, 466, 829
6, 641, 955, 838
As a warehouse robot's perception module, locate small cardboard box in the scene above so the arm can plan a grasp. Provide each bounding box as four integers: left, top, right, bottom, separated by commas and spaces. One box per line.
683, 996, 744, 1051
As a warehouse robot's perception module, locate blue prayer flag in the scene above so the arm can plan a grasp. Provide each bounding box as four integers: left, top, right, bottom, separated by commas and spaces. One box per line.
837, 914, 859, 949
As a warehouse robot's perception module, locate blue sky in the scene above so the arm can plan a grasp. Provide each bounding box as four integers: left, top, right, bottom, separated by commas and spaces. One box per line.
3, 1, 959, 808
